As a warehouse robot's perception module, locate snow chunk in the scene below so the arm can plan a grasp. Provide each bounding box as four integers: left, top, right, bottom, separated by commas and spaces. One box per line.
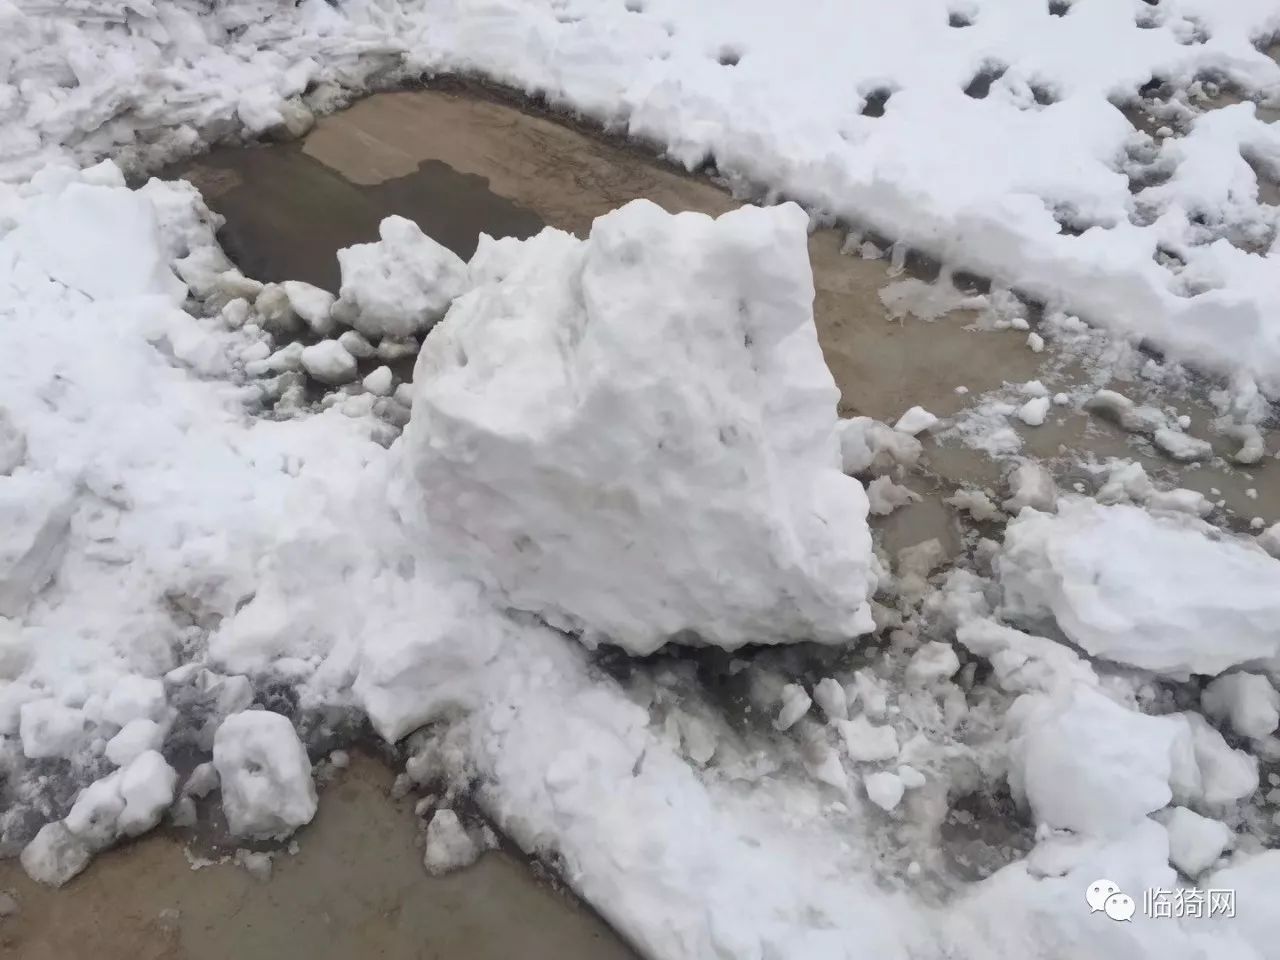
213, 711, 317, 839
362, 365, 394, 397
1259, 522, 1280, 560
1202, 673, 1280, 740
1000, 500, 1280, 677
864, 771, 905, 812
105, 718, 164, 767
775, 684, 811, 731
102, 675, 166, 727
837, 417, 922, 474
812, 677, 848, 722
906, 641, 960, 684
893, 406, 938, 436
20, 823, 91, 888
335, 216, 468, 339
404, 201, 876, 654
866, 476, 919, 516
0, 475, 75, 617
1003, 462, 1056, 514
300, 340, 358, 386
1161, 806, 1232, 877
1153, 428, 1213, 463
423, 809, 483, 875
1011, 685, 1183, 836
280, 280, 337, 337
19, 699, 87, 760
1015, 396, 1050, 427
837, 715, 898, 762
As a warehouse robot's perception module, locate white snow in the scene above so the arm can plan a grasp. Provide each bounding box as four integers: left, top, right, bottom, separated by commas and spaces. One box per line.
837, 417, 922, 474
1000, 499, 1280, 677
1161, 806, 1232, 878
893, 406, 938, 437
213, 711, 317, 840
864, 771, 905, 812
362, 365, 394, 397
423, 809, 483, 875
300, 339, 358, 385
335, 216, 467, 340
1003, 462, 1057, 514
404, 200, 876, 655
837, 715, 899, 763
812, 677, 848, 723
281, 280, 337, 337
104, 718, 165, 767
1015, 396, 1050, 427
774, 684, 811, 732
1202, 673, 1280, 741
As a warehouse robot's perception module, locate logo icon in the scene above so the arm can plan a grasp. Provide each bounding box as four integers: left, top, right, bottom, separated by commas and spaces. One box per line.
1087, 879, 1136, 922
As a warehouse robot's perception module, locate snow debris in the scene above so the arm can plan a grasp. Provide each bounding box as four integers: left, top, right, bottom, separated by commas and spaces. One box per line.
947, 488, 1002, 522
1153, 427, 1213, 464
1226, 424, 1266, 466
1014, 397, 1050, 427
1084, 389, 1166, 435
1026, 333, 1044, 354
897, 765, 925, 790
866, 476, 920, 516
338, 329, 376, 360
1003, 462, 1056, 514
404, 201, 876, 655
19, 700, 88, 761
213, 711, 317, 840
255, 284, 302, 338
864, 771, 905, 812
21, 750, 176, 886
182, 763, 218, 799
105, 718, 165, 767
955, 618, 1097, 695
837, 417, 922, 474
300, 340, 358, 386
774, 684, 811, 732
905, 642, 961, 685
1000, 499, 1280, 677
1010, 685, 1183, 837
1159, 806, 1233, 878
1201, 673, 1280, 741
234, 849, 274, 881
423, 809, 487, 876
375, 337, 419, 363
103, 676, 166, 728
281, 281, 337, 337
362, 366, 394, 397
837, 715, 899, 763
335, 216, 468, 340
0, 476, 75, 618
812, 678, 848, 723
893, 406, 938, 437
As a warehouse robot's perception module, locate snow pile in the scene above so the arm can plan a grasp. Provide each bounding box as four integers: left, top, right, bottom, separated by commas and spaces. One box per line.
334, 216, 468, 339
999, 499, 1280, 677
403, 199, 876, 654
20, 750, 176, 887
213, 710, 317, 839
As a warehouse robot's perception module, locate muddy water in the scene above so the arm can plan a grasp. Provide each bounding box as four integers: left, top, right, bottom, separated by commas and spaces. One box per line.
0, 755, 634, 960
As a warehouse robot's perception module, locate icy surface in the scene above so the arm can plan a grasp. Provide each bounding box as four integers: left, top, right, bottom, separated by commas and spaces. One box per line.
213, 711, 318, 840
404, 200, 876, 654
1000, 499, 1280, 677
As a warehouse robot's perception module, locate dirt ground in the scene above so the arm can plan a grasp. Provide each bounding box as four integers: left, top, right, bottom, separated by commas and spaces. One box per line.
0, 754, 635, 960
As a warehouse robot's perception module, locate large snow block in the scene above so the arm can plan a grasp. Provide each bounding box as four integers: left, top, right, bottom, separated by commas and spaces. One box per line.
403, 200, 876, 655
999, 499, 1280, 677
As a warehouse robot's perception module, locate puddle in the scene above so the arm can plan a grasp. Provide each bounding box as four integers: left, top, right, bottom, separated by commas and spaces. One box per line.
168, 142, 545, 290
0, 754, 635, 960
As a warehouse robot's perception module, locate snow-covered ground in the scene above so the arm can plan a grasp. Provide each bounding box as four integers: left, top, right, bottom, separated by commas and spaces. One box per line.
3, 2, 1280, 959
